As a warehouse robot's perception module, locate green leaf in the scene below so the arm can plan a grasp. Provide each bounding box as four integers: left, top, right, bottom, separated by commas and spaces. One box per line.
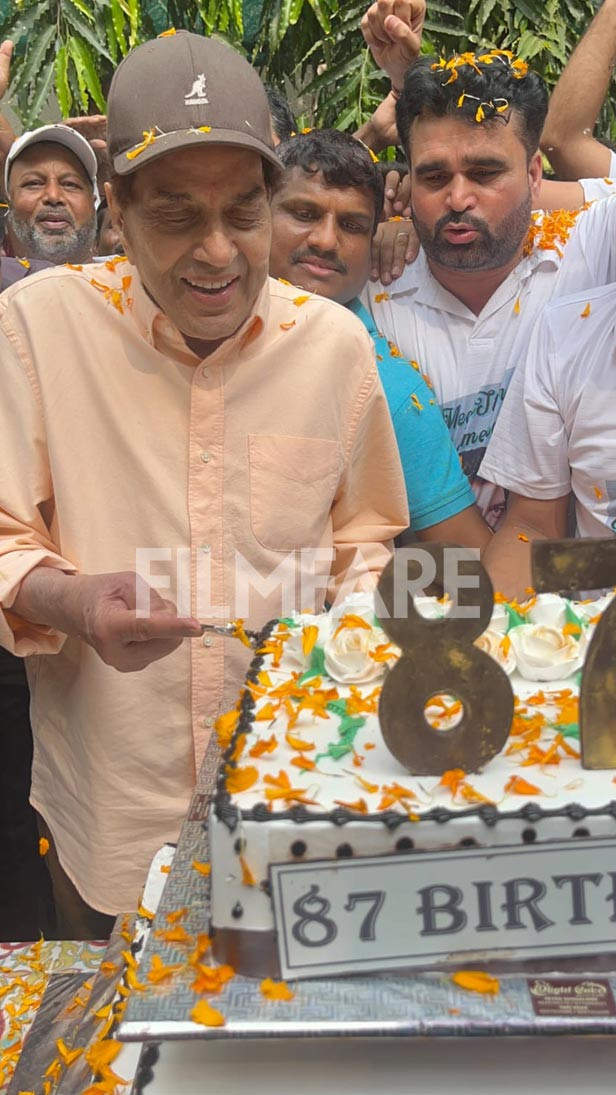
6, 0, 49, 46
25, 57, 55, 124
289, 0, 304, 25
64, 6, 114, 62
10, 23, 55, 107
71, 35, 106, 112
68, 33, 89, 112
54, 44, 71, 118
306, 0, 331, 33
67, 0, 96, 22
104, 6, 119, 64
110, 0, 127, 55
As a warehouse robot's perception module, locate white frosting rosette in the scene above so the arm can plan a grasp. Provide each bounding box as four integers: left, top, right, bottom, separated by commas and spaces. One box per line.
329, 592, 376, 628
413, 595, 452, 620
323, 623, 397, 684
474, 628, 516, 675
508, 624, 585, 682
526, 593, 567, 629
488, 602, 508, 634
572, 591, 615, 627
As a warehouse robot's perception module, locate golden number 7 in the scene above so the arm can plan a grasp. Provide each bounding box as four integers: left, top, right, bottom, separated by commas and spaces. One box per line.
532, 538, 616, 770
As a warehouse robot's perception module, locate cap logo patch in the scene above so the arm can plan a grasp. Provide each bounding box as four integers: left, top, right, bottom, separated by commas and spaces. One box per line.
185, 73, 209, 106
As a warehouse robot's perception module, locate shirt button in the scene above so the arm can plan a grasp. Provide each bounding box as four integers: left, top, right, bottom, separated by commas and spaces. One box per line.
201, 366, 209, 379
200, 451, 211, 463
201, 543, 211, 553
203, 636, 213, 648
201, 716, 214, 728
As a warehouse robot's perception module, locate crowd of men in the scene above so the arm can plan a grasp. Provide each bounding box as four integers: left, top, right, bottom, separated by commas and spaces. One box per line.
1, 0, 616, 941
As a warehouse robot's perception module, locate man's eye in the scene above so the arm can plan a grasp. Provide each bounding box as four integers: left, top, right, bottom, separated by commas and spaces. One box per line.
423, 175, 446, 187
342, 221, 368, 233
472, 170, 500, 181
292, 209, 317, 221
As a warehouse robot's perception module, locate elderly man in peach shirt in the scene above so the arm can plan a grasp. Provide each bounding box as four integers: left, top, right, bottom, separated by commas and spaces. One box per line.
0, 33, 408, 937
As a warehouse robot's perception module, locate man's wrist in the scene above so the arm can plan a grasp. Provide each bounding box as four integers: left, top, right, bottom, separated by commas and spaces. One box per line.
13, 566, 81, 637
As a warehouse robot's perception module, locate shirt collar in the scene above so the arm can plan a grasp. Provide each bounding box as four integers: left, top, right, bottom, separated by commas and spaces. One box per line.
130, 267, 270, 365
385, 241, 560, 315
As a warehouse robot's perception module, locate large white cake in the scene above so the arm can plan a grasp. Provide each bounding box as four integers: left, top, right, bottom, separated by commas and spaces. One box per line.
209, 591, 616, 975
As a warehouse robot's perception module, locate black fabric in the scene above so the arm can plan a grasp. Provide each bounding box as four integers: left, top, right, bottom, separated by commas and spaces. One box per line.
0, 647, 54, 940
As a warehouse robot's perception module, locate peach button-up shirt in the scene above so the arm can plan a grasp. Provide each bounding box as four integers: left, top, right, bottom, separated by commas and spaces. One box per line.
0, 260, 407, 913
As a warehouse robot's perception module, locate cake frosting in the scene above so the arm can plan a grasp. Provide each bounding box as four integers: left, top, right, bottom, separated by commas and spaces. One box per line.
209, 590, 616, 973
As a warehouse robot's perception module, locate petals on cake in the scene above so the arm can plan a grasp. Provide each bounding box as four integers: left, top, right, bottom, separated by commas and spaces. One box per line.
324, 624, 396, 683
508, 624, 585, 681
474, 628, 516, 674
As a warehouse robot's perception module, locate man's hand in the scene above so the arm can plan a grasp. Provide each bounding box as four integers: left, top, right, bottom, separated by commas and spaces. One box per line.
64, 114, 107, 151
14, 568, 202, 673
382, 167, 411, 219
371, 216, 419, 283
361, 0, 425, 90
0, 39, 13, 100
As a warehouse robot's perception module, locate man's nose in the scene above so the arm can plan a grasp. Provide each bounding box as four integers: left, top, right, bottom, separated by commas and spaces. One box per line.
307, 214, 338, 253
193, 225, 238, 267
41, 179, 64, 205
446, 175, 476, 213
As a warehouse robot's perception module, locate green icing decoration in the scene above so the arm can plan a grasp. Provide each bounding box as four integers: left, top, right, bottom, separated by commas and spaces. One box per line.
279, 617, 299, 628
551, 722, 579, 738
573, 669, 583, 687
316, 715, 366, 764
299, 644, 326, 683
504, 602, 527, 629
564, 601, 583, 639
326, 698, 349, 717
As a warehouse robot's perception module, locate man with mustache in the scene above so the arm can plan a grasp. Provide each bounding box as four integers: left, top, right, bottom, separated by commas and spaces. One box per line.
3, 125, 98, 269
270, 128, 489, 548
362, 2, 616, 530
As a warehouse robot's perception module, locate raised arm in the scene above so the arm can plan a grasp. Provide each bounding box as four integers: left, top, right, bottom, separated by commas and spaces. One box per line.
0, 40, 15, 191
361, 0, 425, 93
541, 0, 616, 180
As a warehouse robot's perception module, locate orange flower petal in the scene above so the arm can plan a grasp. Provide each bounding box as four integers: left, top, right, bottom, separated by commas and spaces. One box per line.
451, 970, 499, 995
260, 977, 295, 1001
190, 1000, 226, 1027
192, 860, 211, 876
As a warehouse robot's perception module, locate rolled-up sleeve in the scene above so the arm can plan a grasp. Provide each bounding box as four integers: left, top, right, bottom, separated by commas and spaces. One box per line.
0, 325, 76, 654
329, 348, 409, 599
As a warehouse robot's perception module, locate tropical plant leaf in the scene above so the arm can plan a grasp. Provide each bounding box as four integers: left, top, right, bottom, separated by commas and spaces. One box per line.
68, 33, 89, 112
67, 0, 97, 23
64, 7, 114, 62
9, 23, 55, 107
54, 44, 72, 118
26, 57, 55, 125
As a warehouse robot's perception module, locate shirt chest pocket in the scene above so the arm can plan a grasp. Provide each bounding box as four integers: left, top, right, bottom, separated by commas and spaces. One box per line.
248, 434, 340, 551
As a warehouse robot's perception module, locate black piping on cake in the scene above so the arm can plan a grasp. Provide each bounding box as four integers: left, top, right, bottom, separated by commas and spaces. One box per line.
215, 619, 616, 831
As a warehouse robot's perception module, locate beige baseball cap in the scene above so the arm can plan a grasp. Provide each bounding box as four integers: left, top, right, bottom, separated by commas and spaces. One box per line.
108, 31, 282, 176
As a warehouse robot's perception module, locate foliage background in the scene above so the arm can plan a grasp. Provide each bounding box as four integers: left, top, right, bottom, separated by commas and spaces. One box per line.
0, 0, 613, 151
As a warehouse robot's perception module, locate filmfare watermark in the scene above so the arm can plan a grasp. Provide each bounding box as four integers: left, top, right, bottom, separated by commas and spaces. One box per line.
133, 546, 482, 620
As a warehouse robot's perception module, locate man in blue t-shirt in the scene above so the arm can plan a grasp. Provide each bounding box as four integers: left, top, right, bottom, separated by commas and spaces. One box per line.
269, 129, 489, 547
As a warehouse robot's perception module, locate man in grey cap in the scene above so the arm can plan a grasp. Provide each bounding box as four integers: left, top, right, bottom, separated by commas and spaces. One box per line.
2, 123, 99, 272
0, 31, 407, 936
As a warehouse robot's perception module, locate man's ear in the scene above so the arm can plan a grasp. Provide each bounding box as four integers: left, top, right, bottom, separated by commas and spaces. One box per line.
528, 148, 543, 206
105, 180, 133, 264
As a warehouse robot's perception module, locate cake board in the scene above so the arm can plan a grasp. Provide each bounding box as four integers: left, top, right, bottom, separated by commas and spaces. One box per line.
118, 738, 616, 1047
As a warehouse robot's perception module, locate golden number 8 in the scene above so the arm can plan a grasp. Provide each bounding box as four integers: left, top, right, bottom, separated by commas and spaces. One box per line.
376, 545, 514, 776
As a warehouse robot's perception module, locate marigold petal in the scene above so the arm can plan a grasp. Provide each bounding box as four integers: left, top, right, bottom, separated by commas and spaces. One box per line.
451, 970, 499, 994
260, 977, 295, 1001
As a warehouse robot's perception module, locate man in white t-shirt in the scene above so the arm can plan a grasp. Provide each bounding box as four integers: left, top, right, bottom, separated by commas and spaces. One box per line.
361, 7, 616, 527
479, 282, 616, 596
